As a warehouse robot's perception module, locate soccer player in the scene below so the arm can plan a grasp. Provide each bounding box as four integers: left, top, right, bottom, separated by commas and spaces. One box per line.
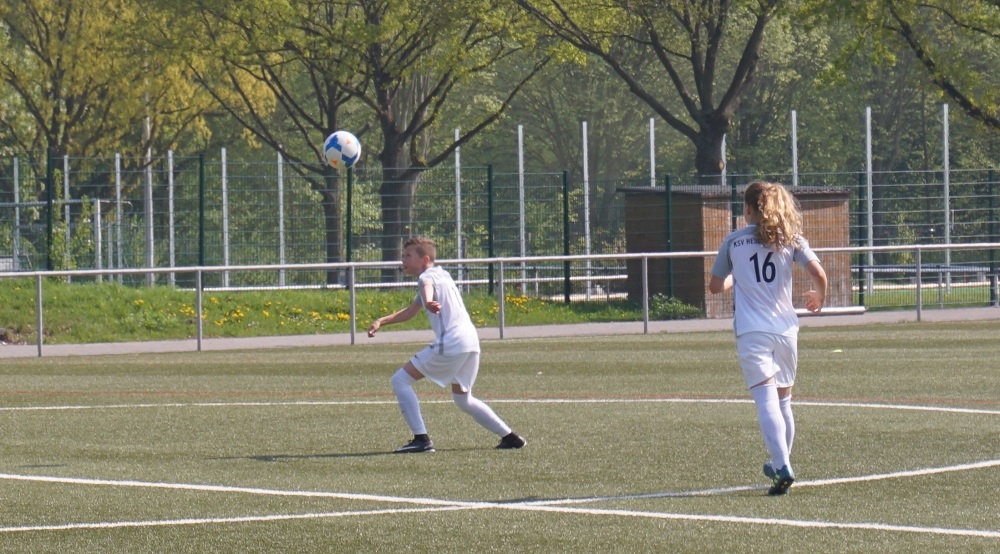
367, 237, 526, 453
708, 181, 828, 495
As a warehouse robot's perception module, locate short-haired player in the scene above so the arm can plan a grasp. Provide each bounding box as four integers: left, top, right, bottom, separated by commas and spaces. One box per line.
367, 237, 526, 453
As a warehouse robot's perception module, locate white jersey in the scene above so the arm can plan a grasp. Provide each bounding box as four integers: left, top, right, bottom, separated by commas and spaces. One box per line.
711, 225, 819, 337
417, 265, 480, 355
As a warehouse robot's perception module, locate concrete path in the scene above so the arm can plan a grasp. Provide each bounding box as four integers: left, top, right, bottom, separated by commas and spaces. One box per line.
1, 306, 997, 359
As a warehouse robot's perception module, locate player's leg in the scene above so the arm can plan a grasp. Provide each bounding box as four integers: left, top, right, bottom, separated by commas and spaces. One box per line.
739, 333, 793, 494
750, 379, 789, 475
774, 335, 798, 455
778, 389, 794, 453
450, 353, 525, 449
391, 361, 434, 453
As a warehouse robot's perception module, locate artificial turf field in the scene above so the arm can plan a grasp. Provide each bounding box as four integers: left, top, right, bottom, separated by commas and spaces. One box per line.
0, 321, 997, 552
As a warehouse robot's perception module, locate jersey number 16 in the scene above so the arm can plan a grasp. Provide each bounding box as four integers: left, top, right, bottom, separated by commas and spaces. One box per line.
750, 252, 776, 283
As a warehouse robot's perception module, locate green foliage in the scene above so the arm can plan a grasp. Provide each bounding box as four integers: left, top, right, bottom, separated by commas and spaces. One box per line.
0, 0, 220, 158
649, 294, 704, 320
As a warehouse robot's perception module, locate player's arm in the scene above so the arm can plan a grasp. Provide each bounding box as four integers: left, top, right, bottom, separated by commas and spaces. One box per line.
367, 298, 423, 337
421, 280, 441, 314
708, 274, 733, 294
802, 260, 827, 313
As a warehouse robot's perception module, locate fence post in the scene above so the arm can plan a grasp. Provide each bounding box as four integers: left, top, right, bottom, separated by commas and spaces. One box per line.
221, 147, 230, 287
35, 274, 43, 357
277, 151, 286, 287
144, 147, 155, 287
346, 167, 353, 264
487, 165, 495, 295
990, 169, 997, 307
93, 198, 103, 283
857, 172, 866, 307
115, 153, 123, 284
562, 170, 571, 303
198, 153, 206, 267
664, 174, 673, 297
915, 247, 923, 322
729, 173, 738, 231
63, 155, 71, 278
642, 256, 649, 334
349, 265, 356, 345
13, 157, 21, 270
168, 150, 176, 286
196, 269, 204, 352
45, 147, 54, 271
497, 259, 505, 339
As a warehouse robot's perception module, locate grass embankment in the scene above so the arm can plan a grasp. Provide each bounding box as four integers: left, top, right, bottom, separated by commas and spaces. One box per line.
0, 278, 701, 344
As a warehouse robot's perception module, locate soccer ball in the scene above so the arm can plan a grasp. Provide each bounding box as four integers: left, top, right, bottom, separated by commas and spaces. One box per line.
323, 130, 361, 170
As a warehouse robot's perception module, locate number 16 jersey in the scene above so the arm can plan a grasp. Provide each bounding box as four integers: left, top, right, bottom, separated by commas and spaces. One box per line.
710, 225, 819, 338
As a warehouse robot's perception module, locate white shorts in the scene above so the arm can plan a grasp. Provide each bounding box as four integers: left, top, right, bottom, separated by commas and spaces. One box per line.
735, 332, 798, 389
410, 347, 480, 392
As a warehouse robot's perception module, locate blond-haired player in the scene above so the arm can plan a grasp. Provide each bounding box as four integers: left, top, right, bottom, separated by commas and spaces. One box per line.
368, 237, 526, 453
708, 181, 827, 495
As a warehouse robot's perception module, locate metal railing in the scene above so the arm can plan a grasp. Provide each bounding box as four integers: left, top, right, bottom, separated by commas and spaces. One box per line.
0, 242, 996, 357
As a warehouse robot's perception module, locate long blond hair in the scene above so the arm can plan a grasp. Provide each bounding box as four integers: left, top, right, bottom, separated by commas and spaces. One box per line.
743, 181, 802, 250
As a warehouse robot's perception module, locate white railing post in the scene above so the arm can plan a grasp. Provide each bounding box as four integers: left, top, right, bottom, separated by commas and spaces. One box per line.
221, 147, 230, 288
115, 153, 123, 284
168, 150, 176, 286
642, 256, 649, 334
517, 125, 527, 294
63, 155, 71, 279
35, 274, 43, 357
455, 128, 464, 288
93, 198, 103, 283
278, 151, 286, 287
196, 269, 204, 351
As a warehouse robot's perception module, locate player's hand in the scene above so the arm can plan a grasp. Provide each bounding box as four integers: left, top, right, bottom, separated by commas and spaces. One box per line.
367, 320, 381, 337
425, 300, 441, 314
803, 290, 825, 313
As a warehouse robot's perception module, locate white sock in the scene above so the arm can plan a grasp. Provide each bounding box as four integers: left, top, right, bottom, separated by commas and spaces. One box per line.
452, 393, 511, 436
779, 394, 795, 455
750, 383, 790, 470
391, 369, 426, 435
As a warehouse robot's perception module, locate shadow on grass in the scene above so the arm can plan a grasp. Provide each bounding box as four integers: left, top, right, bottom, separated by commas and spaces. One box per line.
210, 447, 488, 462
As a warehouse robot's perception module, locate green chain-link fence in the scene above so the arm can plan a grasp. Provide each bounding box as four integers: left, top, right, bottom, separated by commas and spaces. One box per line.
0, 151, 997, 311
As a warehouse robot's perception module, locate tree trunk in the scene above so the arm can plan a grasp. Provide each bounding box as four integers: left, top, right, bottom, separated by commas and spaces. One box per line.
693, 115, 730, 185
379, 168, 416, 282
321, 170, 342, 285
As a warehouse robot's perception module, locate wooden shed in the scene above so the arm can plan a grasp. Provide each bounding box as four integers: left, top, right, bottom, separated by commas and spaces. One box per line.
619, 185, 853, 318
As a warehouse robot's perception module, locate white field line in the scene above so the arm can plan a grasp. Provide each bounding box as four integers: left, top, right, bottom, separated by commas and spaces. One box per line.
1, 397, 998, 416
1, 398, 997, 538
0, 506, 474, 533
524, 458, 1000, 504
0, 461, 999, 538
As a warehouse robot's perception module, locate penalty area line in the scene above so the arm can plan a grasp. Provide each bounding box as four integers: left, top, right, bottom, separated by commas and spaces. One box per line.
526, 458, 1000, 505
0, 505, 476, 534
2, 464, 999, 539
500, 503, 1000, 539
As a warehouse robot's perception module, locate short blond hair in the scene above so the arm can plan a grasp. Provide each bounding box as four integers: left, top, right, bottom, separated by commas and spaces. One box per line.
403, 237, 437, 261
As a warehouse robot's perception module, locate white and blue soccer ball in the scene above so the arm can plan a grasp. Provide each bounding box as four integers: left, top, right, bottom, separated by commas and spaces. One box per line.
323, 130, 361, 170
